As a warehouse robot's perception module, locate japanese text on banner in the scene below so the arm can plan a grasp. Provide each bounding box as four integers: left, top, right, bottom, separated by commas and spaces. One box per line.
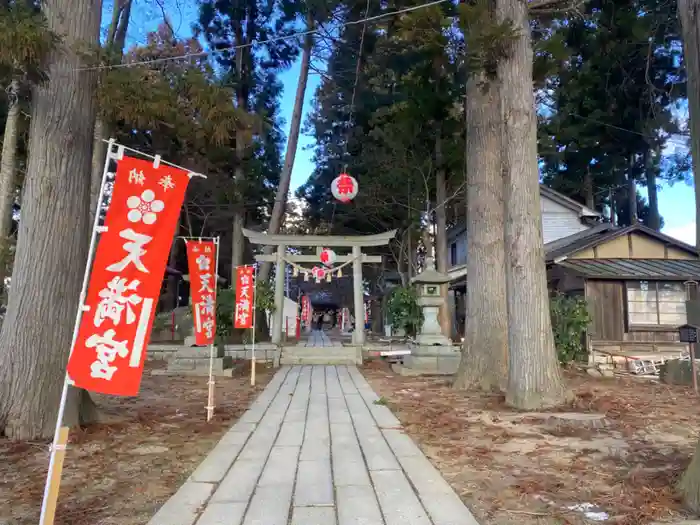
234, 266, 255, 329
301, 296, 310, 323
66, 156, 190, 396
186, 240, 217, 345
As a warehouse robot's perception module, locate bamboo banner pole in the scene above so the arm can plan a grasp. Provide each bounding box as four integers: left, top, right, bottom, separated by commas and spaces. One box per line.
206, 237, 220, 421
251, 264, 258, 387
38, 140, 120, 525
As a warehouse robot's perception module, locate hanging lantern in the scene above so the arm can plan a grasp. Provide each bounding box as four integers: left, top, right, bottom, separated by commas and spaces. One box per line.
336, 268, 343, 278
331, 173, 358, 203
293, 266, 299, 277
319, 248, 336, 267
312, 266, 326, 282
326, 272, 332, 283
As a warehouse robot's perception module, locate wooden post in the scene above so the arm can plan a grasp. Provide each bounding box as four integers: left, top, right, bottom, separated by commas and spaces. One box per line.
39, 426, 70, 525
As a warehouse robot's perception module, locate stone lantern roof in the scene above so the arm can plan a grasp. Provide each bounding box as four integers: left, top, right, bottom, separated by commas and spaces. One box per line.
410, 258, 450, 285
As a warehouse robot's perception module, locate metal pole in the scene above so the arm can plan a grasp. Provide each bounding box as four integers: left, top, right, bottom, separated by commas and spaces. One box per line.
251, 264, 258, 386
206, 237, 220, 421
39, 139, 120, 525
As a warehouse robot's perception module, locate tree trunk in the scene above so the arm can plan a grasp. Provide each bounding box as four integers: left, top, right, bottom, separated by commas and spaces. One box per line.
645, 149, 661, 230
679, 0, 700, 248
258, 14, 313, 283
680, 436, 700, 512
163, 219, 180, 310
497, 0, 570, 409
89, 116, 107, 223
679, 0, 700, 504
89, 0, 132, 223
584, 166, 594, 209
0, 79, 21, 289
434, 135, 451, 337
453, 73, 508, 391
0, 0, 101, 439
627, 156, 638, 224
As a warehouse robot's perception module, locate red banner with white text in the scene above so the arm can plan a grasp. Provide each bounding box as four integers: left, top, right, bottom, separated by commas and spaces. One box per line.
67, 156, 190, 396
186, 240, 217, 345
301, 296, 310, 323
234, 266, 255, 329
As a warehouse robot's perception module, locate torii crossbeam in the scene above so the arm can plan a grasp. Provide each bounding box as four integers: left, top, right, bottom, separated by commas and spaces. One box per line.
242, 228, 397, 345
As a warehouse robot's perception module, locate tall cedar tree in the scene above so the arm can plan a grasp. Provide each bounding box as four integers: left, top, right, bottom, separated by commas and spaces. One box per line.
537, 0, 685, 227
0, 0, 101, 439
198, 0, 300, 277
0, 2, 54, 293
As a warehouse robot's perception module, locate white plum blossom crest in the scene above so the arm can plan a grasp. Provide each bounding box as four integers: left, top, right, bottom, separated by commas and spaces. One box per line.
127, 190, 164, 225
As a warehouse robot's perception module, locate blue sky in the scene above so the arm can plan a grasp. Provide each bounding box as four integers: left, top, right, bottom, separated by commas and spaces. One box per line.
121, 3, 698, 245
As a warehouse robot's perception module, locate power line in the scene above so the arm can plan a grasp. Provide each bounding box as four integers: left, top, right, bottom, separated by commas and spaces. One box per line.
76, 0, 450, 73
540, 102, 690, 149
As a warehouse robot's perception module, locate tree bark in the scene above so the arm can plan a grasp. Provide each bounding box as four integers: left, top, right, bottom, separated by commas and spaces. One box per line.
497, 0, 570, 409
89, 116, 107, 224
0, 0, 101, 439
453, 73, 508, 391
680, 436, 700, 512
678, 0, 700, 505
645, 149, 661, 230
0, 79, 21, 289
89, 0, 132, 224
679, 0, 700, 247
627, 156, 638, 224
258, 14, 314, 283
584, 166, 594, 209
434, 134, 451, 337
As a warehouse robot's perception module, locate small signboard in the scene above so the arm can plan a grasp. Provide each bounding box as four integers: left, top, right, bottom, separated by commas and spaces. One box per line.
679, 324, 699, 344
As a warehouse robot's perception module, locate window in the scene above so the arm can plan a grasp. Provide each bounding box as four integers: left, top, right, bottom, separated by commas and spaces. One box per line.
626, 281, 687, 327
450, 242, 457, 266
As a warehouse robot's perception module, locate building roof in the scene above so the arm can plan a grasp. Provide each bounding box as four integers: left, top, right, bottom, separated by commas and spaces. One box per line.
448, 185, 601, 239
557, 258, 700, 281
545, 222, 699, 262
538, 185, 601, 218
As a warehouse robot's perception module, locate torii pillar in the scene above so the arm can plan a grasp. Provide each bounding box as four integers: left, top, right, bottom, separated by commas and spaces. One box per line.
243, 228, 396, 346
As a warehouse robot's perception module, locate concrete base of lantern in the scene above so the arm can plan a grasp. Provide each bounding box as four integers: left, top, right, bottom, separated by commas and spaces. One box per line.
155, 345, 234, 377
392, 344, 462, 376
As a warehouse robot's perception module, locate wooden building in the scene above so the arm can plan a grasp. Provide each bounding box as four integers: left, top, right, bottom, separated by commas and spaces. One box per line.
546, 222, 700, 365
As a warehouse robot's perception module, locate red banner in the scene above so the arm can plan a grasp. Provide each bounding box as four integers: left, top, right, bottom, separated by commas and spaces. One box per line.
301, 296, 310, 322
67, 156, 190, 396
234, 266, 255, 329
186, 240, 217, 345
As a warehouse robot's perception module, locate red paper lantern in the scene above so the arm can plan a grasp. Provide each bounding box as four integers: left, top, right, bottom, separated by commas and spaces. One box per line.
319, 248, 336, 267
311, 266, 326, 280
331, 173, 358, 203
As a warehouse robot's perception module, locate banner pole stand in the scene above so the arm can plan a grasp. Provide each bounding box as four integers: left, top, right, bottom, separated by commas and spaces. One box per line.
206, 236, 220, 422
38, 139, 120, 525
251, 264, 258, 387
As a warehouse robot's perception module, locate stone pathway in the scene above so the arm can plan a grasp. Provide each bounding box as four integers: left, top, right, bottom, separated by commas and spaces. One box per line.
305, 330, 333, 347
147, 365, 480, 525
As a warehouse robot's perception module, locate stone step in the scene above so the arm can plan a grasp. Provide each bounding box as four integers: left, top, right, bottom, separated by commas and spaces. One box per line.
280, 356, 359, 365
151, 367, 235, 377
168, 356, 233, 371
284, 347, 356, 356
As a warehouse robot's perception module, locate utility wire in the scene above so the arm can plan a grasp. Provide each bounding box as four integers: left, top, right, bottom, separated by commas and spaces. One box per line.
76, 0, 450, 72
327, 0, 373, 235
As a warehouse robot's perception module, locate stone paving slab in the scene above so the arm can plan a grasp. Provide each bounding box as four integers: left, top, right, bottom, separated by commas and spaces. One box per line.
146, 365, 481, 525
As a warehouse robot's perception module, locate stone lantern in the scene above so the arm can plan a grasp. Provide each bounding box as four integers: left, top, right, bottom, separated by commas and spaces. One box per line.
410, 257, 452, 346
395, 257, 460, 376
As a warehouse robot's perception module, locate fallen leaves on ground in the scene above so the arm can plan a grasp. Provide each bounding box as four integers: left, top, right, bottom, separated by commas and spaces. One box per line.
362, 361, 700, 525
0, 361, 274, 525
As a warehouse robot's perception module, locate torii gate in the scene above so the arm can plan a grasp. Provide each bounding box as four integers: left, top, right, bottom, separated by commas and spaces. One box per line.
242, 228, 397, 345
